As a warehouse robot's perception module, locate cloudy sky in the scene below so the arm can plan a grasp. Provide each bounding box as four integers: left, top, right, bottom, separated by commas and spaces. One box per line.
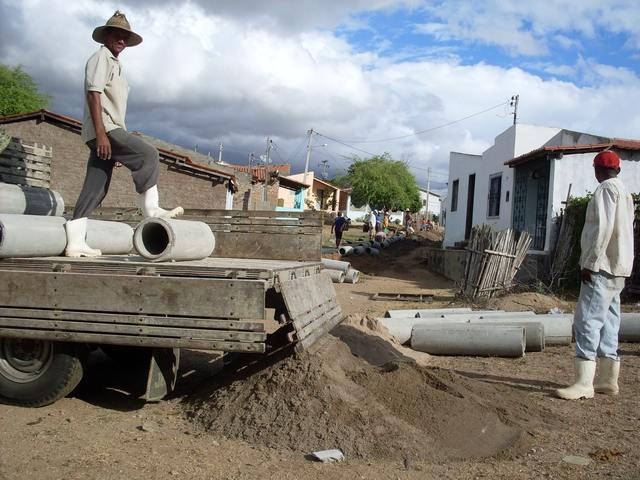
2, 0, 640, 195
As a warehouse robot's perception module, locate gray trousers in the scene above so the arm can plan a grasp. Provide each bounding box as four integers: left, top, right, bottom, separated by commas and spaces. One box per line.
72, 128, 159, 219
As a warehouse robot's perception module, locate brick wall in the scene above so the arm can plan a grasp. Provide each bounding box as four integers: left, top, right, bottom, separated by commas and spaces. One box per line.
1, 119, 254, 211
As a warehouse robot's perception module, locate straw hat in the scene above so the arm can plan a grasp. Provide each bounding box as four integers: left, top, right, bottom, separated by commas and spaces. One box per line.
93, 11, 143, 47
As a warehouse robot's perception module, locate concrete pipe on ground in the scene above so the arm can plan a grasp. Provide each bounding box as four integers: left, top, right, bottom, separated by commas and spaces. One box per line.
378, 313, 571, 346
0, 183, 65, 216
365, 247, 380, 256
86, 219, 134, 255
133, 217, 215, 262
328, 269, 345, 283
339, 245, 354, 256
0, 213, 66, 258
620, 313, 640, 342
381, 240, 391, 248
411, 323, 526, 357
411, 237, 420, 244
371, 241, 382, 249
414, 309, 505, 318
321, 258, 351, 273
352, 246, 365, 256
344, 269, 360, 284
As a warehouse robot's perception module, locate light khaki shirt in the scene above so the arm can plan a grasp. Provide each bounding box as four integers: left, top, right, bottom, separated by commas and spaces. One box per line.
579, 177, 635, 277
81, 46, 130, 144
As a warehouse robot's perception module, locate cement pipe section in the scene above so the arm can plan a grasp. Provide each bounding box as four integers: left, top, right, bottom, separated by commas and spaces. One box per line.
327, 269, 345, 283
344, 269, 360, 284
411, 324, 526, 357
352, 246, 365, 256
378, 312, 572, 345
339, 245, 354, 256
385, 308, 474, 318
0, 183, 65, 216
620, 314, 640, 342
133, 217, 215, 262
86, 219, 134, 255
321, 258, 351, 273
365, 246, 380, 256
0, 213, 67, 257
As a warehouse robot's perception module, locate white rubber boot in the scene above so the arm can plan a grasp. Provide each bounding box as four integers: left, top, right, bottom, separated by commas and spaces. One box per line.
555, 357, 596, 400
594, 357, 620, 395
137, 185, 184, 218
65, 218, 101, 257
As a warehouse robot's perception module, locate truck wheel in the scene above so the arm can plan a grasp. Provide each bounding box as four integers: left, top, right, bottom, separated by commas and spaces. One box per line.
100, 344, 153, 367
0, 338, 86, 407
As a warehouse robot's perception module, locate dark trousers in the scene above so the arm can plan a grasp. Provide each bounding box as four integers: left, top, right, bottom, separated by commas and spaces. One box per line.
73, 128, 159, 219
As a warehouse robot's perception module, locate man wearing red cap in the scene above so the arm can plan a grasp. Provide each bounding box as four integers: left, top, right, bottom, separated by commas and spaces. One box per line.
65, 11, 183, 257
556, 150, 635, 400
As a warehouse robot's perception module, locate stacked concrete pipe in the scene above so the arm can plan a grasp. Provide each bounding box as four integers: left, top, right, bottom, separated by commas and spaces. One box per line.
133, 217, 215, 262
327, 269, 345, 283
0, 183, 65, 216
0, 213, 66, 257
86, 219, 134, 255
339, 245, 354, 256
411, 324, 526, 357
321, 257, 360, 284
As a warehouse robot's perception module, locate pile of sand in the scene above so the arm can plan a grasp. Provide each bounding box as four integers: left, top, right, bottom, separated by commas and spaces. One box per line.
187, 315, 539, 462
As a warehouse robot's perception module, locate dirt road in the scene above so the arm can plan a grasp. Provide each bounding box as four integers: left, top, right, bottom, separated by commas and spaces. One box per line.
1, 229, 639, 479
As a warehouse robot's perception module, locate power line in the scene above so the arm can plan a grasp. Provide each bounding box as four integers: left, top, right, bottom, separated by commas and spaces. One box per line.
316, 100, 510, 145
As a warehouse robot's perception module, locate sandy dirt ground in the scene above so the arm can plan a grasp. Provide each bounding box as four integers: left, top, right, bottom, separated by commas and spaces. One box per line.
1, 227, 640, 479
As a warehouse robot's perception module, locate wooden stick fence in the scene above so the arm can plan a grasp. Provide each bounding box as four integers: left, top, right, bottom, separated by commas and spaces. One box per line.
462, 226, 532, 299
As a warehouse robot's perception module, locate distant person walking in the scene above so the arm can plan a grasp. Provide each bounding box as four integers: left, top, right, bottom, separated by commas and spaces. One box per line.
368, 210, 377, 240
556, 151, 635, 400
66, 11, 183, 257
331, 212, 347, 248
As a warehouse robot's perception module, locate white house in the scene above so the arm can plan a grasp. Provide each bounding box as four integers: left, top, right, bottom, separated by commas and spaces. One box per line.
443, 123, 640, 252
418, 188, 441, 219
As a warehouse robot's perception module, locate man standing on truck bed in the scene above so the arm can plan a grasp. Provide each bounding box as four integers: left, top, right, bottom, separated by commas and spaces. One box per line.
66, 11, 183, 257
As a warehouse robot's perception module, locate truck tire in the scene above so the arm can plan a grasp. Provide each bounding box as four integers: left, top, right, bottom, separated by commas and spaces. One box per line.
0, 338, 87, 407
100, 344, 153, 367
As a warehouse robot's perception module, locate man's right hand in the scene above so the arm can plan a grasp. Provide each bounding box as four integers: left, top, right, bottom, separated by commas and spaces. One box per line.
95, 132, 112, 160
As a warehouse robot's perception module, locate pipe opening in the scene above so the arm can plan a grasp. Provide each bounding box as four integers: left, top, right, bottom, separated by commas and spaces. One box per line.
140, 222, 170, 255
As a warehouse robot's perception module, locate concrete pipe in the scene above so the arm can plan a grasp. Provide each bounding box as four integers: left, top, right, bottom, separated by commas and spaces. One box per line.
378, 313, 571, 346
415, 309, 505, 318
339, 245, 354, 256
371, 241, 382, 249
0, 183, 65, 216
133, 217, 215, 262
385, 308, 473, 318
86, 219, 134, 255
321, 258, 351, 273
411, 237, 420, 244
352, 246, 365, 256
619, 313, 640, 342
479, 321, 545, 352
365, 247, 380, 256
398, 233, 406, 240
0, 213, 66, 258
328, 269, 345, 283
344, 269, 360, 284
411, 324, 526, 357
381, 240, 391, 248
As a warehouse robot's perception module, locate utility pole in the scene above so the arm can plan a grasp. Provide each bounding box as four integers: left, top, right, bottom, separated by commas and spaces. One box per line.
218, 142, 223, 163
318, 159, 330, 180
425, 167, 432, 217
247, 152, 254, 178
511, 95, 519, 125
303, 128, 313, 186
264, 137, 272, 202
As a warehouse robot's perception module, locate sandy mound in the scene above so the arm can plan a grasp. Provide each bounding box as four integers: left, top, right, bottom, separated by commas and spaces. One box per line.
187, 316, 539, 462
480, 292, 571, 314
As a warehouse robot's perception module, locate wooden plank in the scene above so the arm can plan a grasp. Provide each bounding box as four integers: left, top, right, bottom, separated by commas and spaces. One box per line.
211, 231, 321, 261
0, 317, 267, 342
294, 310, 343, 353
291, 297, 341, 332
0, 271, 266, 319
6, 139, 53, 158
0, 174, 49, 188
279, 271, 338, 318
0, 328, 266, 352
0, 307, 265, 331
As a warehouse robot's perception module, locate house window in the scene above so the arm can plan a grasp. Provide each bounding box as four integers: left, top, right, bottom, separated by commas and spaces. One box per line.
487, 173, 502, 218
451, 180, 459, 212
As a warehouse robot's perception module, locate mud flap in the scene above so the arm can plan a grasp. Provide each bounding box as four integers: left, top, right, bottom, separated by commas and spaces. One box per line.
278, 271, 344, 353
145, 348, 180, 401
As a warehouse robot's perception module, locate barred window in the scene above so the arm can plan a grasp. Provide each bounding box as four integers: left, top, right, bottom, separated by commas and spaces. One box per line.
487, 173, 502, 218
451, 180, 459, 212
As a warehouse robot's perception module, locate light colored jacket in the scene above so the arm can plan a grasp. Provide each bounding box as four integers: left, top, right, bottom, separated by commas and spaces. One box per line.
579, 177, 635, 277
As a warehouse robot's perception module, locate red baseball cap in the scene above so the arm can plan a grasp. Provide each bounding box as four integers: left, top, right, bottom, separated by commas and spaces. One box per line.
593, 151, 620, 169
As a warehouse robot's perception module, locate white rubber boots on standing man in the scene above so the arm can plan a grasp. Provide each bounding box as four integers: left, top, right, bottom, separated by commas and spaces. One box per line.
555, 357, 620, 400
65, 185, 183, 257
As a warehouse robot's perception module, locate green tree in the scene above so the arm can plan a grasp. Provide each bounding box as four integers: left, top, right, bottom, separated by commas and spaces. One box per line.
333, 152, 422, 212
0, 64, 52, 117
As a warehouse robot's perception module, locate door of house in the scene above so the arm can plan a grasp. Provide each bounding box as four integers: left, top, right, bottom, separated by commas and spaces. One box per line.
465, 174, 476, 240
